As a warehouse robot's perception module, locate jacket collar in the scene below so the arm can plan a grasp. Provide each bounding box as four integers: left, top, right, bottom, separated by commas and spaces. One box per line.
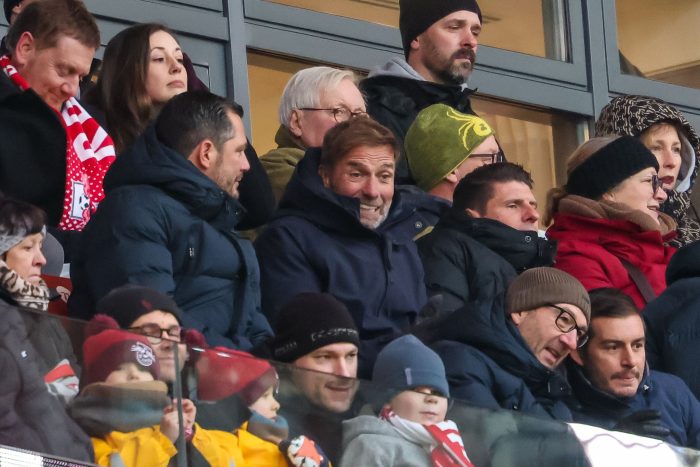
439, 211, 557, 271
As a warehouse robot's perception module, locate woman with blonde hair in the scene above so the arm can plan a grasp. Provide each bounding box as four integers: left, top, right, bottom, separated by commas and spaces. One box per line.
546, 135, 676, 309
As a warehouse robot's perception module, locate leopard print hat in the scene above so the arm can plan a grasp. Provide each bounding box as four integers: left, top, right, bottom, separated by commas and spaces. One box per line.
594, 95, 700, 246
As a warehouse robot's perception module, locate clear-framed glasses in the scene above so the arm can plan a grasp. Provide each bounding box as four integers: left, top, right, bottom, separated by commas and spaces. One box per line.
549, 304, 588, 348
469, 151, 506, 164
129, 323, 183, 343
299, 107, 368, 123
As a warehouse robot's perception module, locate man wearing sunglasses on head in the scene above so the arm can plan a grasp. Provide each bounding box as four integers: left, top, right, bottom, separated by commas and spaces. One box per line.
428, 267, 590, 421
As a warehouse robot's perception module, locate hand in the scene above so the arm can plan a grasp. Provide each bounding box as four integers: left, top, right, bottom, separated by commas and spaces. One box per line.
613, 410, 671, 440
180, 399, 197, 434
160, 404, 181, 443
280, 435, 330, 467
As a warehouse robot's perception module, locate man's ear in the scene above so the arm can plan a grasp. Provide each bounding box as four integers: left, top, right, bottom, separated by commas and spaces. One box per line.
318, 164, 331, 188
13, 31, 36, 68
510, 311, 525, 326
601, 191, 615, 202
570, 349, 584, 366
188, 139, 216, 171
465, 207, 482, 218
445, 170, 460, 185
288, 110, 304, 138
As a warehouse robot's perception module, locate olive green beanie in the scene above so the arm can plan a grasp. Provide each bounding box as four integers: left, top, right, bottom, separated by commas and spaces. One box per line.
405, 103, 495, 192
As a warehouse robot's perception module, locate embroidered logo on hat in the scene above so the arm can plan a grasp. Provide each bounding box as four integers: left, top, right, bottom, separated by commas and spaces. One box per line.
131, 342, 156, 367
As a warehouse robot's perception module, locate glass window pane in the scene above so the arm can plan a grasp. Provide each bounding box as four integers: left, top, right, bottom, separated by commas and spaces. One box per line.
247, 50, 582, 215
471, 97, 582, 217
616, 0, 700, 90
260, 0, 569, 61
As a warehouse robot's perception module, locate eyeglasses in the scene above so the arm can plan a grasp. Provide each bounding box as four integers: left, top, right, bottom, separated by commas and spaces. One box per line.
129, 323, 183, 343
650, 174, 661, 194
469, 151, 506, 164
549, 304, 588, 348
299, 107, 368, 123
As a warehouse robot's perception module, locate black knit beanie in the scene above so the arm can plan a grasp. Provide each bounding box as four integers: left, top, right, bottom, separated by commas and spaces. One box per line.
506, 267, 591, 324
565, 136, 659, 200
400, 0, 482, 56
96, 285, 183, 329
271, 293, 360, 363
4, 0, 21, 23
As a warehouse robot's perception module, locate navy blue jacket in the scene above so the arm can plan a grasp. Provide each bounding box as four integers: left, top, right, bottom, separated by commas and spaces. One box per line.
254, 148, 434, 376
644, 240, 700, 399
426, 297, 573, 420
418, 211, 556, 313
567, 362, 700, 449
68, 127, 272, 350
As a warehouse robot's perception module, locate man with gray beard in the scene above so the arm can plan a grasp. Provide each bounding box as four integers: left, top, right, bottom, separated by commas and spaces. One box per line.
361, 0, 482, 184
255, 117, 440, 378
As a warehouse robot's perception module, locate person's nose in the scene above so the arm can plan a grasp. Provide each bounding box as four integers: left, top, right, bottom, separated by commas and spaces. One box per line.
362, 176, 380, 199
660, 149, 679, 170
560, 329, 578, 351
460, 29, 478, 50
654, 186, 668, 203
61, 76, 79, 99
523, 204, 540, 224
240, 152, 251, 173
34, 249, 47, 267
170, 56, 184, 74
332, 358, 352, 378
620, 345, 635, 368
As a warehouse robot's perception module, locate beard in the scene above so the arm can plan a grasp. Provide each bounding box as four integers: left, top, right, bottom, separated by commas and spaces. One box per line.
425, 41, 476, 86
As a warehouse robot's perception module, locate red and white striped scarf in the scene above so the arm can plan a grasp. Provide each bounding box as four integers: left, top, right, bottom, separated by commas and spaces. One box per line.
380, 407, 474, 467
1, 55, 115, 231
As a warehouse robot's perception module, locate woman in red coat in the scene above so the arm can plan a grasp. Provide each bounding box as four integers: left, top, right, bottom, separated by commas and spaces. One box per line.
546, 135, 676, 309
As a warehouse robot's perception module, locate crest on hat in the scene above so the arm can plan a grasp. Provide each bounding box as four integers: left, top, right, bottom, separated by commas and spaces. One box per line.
131, 342, 156, 367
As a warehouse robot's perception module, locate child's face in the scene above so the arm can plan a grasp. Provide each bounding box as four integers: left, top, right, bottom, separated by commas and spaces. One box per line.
385, 386, 448, 425
249, 385, 280, 419
105, 363, 155, 384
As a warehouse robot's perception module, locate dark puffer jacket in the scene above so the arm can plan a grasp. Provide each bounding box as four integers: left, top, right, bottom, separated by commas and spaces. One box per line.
68, 126, 272, 350
644, 240, 700, 399
0, 300, 93, 461
424, 299, 573, 421
594, 95, 700, 246
361, 60, 475, 185
417, 211, 556, 313
567, 361, 700, 449
255, 148, 438, 376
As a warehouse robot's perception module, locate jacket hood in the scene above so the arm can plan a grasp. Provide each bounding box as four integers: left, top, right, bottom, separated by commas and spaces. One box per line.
434, 288, 571, 398
276, 147, 435, 242
439, 210, 557, 271
594, 95, 699, 195
368, 57, 471, 90
567, 358, 650, 412
104, 125, 245, 226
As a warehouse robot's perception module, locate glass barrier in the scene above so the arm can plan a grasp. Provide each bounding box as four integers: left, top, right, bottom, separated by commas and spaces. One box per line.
260, 0, 570, 61
616, 0, 700, 90
4, 306, 700, 466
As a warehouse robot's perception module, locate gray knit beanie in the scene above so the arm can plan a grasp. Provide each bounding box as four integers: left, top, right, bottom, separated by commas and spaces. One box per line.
372, 334, 449, 398
506, 267, 591, 323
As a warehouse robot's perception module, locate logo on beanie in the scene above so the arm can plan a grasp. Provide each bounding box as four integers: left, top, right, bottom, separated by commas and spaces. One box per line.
131, 342, 155, 367
311, 328, 359, 342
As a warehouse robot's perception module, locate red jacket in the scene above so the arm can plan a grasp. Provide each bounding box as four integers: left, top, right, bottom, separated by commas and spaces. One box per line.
547, 213, 676, 309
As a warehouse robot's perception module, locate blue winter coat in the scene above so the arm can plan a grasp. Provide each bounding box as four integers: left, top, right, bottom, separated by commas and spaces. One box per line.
644, 240, 700, 399
567, 362, 700, 449
254, 148, 435, 376
427, 298, 573, 421
68, 127, 272, 350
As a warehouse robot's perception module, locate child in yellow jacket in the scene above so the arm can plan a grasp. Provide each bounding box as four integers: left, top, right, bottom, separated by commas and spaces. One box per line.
70, 315, 244, 467
196, 347, 331, 467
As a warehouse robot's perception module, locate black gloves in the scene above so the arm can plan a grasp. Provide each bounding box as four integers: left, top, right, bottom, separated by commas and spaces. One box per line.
613, 409, 671, 440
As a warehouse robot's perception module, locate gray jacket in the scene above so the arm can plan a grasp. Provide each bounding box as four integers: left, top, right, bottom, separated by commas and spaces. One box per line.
341, 415, 431, 467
